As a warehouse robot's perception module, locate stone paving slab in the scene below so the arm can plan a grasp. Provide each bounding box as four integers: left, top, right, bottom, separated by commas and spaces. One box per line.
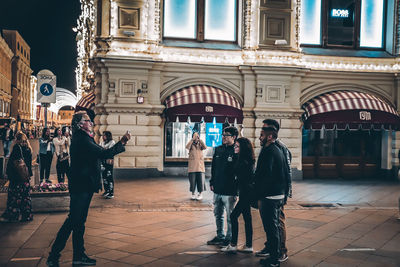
0, 177, 399, 266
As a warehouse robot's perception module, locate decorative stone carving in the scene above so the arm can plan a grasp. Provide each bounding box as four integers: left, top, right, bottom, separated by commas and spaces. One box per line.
119, 7, 139, 30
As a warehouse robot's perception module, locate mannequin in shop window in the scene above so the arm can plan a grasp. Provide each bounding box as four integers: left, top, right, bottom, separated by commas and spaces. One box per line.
186, 131, 207, 200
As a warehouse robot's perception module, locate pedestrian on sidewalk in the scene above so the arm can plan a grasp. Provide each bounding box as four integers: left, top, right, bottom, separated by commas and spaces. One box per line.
100, 131, 115, 199
39, 128, 55, 184
53, 128, 69, 183
0, 132, 33, 222
255, 119, 292, 263
46, 111, 131, 267
207, 126, 238, 247
255, 126, 288, 267
186, 131, 207, 200
221, 137, 255, 254
1, 123, 14, 158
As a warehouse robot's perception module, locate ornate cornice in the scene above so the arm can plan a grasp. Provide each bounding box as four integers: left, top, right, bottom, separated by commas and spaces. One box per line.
253, 108, 304, 120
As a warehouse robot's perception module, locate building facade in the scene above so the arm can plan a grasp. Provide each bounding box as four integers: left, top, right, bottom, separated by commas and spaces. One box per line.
0, 32, 13, 121
90, 0, 400, 179
2, 30, 32, 127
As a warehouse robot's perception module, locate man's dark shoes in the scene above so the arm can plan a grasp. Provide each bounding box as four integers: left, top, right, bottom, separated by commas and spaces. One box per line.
207, 236, 224, 245
220, 238, 231, 247
72, 254, 96, 266
255, 247, 270, 257
278, 253, 288, 262
46, 257, 59, 267
260, 258, 280, 267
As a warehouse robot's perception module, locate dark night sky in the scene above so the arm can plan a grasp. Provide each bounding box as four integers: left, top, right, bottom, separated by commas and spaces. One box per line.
0, 0, 81, 92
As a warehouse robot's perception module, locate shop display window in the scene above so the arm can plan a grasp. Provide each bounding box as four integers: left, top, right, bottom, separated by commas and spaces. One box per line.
165, 121, 222, 159
300, 0, 386, 49
163, 0, 238, 42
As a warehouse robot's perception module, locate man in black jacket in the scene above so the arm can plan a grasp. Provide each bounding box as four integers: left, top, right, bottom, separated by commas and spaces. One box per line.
255, 119, 291, 263
255, 126, 287, 267
47, 111, 131, 267
207, 126, 238, 246
1, 123, 14, 158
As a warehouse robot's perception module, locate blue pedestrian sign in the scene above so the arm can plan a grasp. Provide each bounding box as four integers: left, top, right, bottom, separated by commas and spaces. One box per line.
205, 122, 222, 147
37, 69, 56, 103
40, 83, 54, 96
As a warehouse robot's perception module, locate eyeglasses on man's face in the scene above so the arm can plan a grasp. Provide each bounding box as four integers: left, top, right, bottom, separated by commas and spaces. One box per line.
222, 134, 233, 137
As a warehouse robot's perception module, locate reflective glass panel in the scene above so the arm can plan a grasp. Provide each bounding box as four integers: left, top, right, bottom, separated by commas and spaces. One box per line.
360, 0, 384, 48
204, 0, 237, 41
327, 0, 355, 46
300, 0, 322, 45
164, 0, 197, 39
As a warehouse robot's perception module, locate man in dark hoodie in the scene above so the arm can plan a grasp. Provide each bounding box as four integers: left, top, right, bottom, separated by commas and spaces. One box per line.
207, 126, 238, 247
46, 111, 131, 267
255, 126, 288, 267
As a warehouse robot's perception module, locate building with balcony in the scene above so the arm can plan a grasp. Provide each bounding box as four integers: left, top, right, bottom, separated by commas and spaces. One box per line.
0, 32, 13, 123
2, 30, 32, 128
90, 0, 400, 179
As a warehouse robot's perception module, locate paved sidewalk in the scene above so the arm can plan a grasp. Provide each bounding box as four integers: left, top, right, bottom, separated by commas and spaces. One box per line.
0, 177, 399, 267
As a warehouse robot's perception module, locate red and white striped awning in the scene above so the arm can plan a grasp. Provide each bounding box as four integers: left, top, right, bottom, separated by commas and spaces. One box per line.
76, 91, 95, 110
165, 85, 241, 110
302, 91, 398, 120
302, 91, 400, 130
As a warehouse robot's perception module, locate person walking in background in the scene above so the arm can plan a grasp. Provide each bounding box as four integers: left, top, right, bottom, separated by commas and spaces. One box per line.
186, 131, 207, 200
1, 123, 14, 158
46, 111, 131, 267
207, 126, 238, 247
255, 126, 289, 267
221, 137, 255, 254
39, 128, 55, 184
0, 132, 33, 222
62, 126, 71, 176
256, 119, 292, 263
53, 128, 69, 184
100, 131, 116, 199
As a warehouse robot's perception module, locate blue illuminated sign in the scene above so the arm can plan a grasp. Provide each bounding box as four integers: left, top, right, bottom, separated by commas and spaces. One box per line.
206, 123, 222, 147
331, 9, 349, 18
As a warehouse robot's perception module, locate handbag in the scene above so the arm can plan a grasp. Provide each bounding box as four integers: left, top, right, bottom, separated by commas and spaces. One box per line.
59, 152, 69, 162
12, 146, 30, 183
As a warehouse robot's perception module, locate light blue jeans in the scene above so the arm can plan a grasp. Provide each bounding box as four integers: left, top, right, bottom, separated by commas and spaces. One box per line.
213, 194, 237, 240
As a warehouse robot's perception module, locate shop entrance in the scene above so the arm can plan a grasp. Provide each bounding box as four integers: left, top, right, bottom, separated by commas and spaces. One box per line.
302, 129, 381, 179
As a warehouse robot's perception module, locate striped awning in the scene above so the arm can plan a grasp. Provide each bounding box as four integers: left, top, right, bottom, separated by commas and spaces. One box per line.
302, 91, 400, 130
165, 85, 243, 123
165, 85, 241, 110
76, 91, 95, 110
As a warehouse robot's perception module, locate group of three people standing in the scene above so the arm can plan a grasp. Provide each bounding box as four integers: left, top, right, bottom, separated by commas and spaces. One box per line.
204, 120, 291, 267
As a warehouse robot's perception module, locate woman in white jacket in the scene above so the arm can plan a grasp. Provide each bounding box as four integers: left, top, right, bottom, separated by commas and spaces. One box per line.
53, 128, 69, 183
186, 132, 207, 200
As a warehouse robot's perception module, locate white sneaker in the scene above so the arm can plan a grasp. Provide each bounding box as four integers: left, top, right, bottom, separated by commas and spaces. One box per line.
196, 193, 203, 200
191, 194, 196, 200
221, 244, 237, 254
238, 245, 253, 253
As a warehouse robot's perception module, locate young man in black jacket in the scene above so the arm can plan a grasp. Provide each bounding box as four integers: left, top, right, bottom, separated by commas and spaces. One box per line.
207, 126, 238, 246
255, 119, 291, 262
47, 111, 131, 267
255, 126, 288, 267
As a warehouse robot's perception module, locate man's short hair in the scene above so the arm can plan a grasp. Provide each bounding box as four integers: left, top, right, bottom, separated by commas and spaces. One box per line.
262, 119, 280, 132
262, 126, 278, 139
71, 111, 87, 134
223, 126, 239, 138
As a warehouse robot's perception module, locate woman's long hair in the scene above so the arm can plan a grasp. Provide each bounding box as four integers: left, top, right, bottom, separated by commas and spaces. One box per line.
102, 131, 113, 143
54, 127, 61, 138
236, 137, 255, 165
13, 131, 32, 153
41, 127, 50, 140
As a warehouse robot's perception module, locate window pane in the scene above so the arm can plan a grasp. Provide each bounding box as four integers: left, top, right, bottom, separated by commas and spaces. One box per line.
327, 0, 355, 46
300, 0, 322, 45
360, 0, 384, 48
204, 0, 237, 41
164, 0, 196, 39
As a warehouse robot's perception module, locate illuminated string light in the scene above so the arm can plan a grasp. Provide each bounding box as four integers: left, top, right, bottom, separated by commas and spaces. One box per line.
74, 0, 95, 99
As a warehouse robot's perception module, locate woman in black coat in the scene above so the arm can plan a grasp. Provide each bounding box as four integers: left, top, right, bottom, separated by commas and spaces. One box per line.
1, 132, 33, 222
221, 137, 255, 253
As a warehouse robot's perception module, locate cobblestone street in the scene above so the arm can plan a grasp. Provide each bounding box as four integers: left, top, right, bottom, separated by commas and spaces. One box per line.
0, 177, 399, 267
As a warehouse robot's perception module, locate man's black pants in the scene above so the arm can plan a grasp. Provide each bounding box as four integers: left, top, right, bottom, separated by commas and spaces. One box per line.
259, 198, 284, 262
49, 192, 93, 259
